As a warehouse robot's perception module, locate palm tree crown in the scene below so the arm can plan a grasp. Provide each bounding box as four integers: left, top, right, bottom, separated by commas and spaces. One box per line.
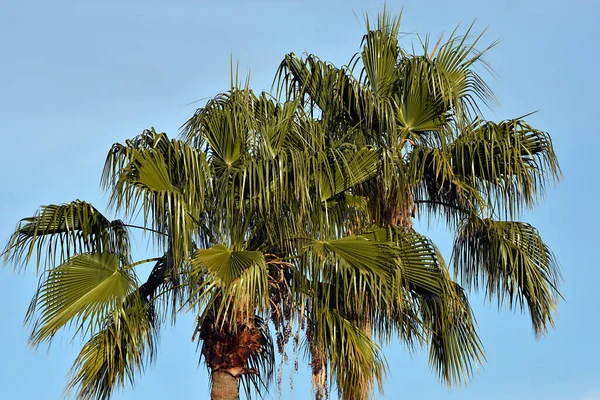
3, 10, 560, 400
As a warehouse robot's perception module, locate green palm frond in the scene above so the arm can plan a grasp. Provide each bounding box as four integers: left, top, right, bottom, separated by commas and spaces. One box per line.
425, 23, 496, 120
252, 92, 302, 154
364, 226, 451, 295
393, 56, 449, 143
181, 88, 250, 151
67, 297, 159, 400
191, 245, 270, 326
3, 200, 130, 271
296, 236, 400, 332
424, 282, 485, 386
275, 50, 398, 149
103, 129, 210, 267
449, 118, 561, 218
181, 89, 257, 167
407, 115, 562, 223
103, 128, 210, 225
275, 53, 361, 125
453, 217, 561, 336
193, 245, 264, 285
359, 225, 485, 385
181, 87, 308, 232
359, 9, 402, 98
26, 252, 138, 345
302, 236, 396, 276
309, 307, 387, 400
408, 145, 484, 227
319, 147, 380, 201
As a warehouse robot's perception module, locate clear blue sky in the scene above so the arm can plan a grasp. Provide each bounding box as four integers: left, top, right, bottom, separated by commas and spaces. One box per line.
1, 0, 598, 399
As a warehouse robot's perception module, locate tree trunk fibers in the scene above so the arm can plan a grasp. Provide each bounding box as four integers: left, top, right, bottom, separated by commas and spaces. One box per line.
211, 371, 240, 400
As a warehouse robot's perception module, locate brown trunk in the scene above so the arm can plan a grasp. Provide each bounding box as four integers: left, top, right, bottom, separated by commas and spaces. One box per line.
199, 314, 262, 400
211, 371, 240, 400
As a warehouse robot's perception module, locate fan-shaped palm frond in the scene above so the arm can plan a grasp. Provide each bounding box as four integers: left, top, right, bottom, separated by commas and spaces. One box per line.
190, 245, 270, 327
393, 55, 449, 144
423, 23, 496, 121
364, 226, 450, 296
26, 252, 139, 345
318, 147, 380, 201
3, 201, 130, 272
297, 236, 398, 315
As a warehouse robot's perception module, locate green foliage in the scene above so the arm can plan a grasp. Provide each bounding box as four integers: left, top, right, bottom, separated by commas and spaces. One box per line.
309, 307, 387, 399
26, 252, 138, 345
3, 200, 130, 271
454, 218, 561, 336
67, 297, 159, 400
190, 245, 270, 325
102, 128, 210, 269
3, 8, 561, 400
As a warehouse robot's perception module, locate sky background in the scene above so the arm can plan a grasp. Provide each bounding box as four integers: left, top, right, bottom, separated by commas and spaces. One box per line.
1, 0, 598, 399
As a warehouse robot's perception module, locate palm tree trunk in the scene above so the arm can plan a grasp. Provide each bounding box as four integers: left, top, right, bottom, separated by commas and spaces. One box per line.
199, 313, 262, 400
211, 371, 240, 400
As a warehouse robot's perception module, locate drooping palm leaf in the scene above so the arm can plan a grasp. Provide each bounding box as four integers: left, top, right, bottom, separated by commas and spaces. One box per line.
67, 296, 159, 400
361, 225, 485, 382
308, 307, 387, 400
419, 282, 485, 386
449, 119, 561, 218
3, 200, 130, 272
363, 226, 450, 296
453, 217, 561, 336
299, 236, 397, 303
318, 147, 380, 201
408, 144, 484, 227
103, 129, 210, 268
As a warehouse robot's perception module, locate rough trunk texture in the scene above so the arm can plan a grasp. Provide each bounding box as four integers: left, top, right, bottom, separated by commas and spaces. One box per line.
211, 371, 240, 400
200, 314, 262, 400
200, 316, 262, 376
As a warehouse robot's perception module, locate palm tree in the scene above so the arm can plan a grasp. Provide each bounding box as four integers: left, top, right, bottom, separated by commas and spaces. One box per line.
181, 84, 485, 400
2, 84, 413, 400
3, 10, 561, 400
273, 9, 561, 400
